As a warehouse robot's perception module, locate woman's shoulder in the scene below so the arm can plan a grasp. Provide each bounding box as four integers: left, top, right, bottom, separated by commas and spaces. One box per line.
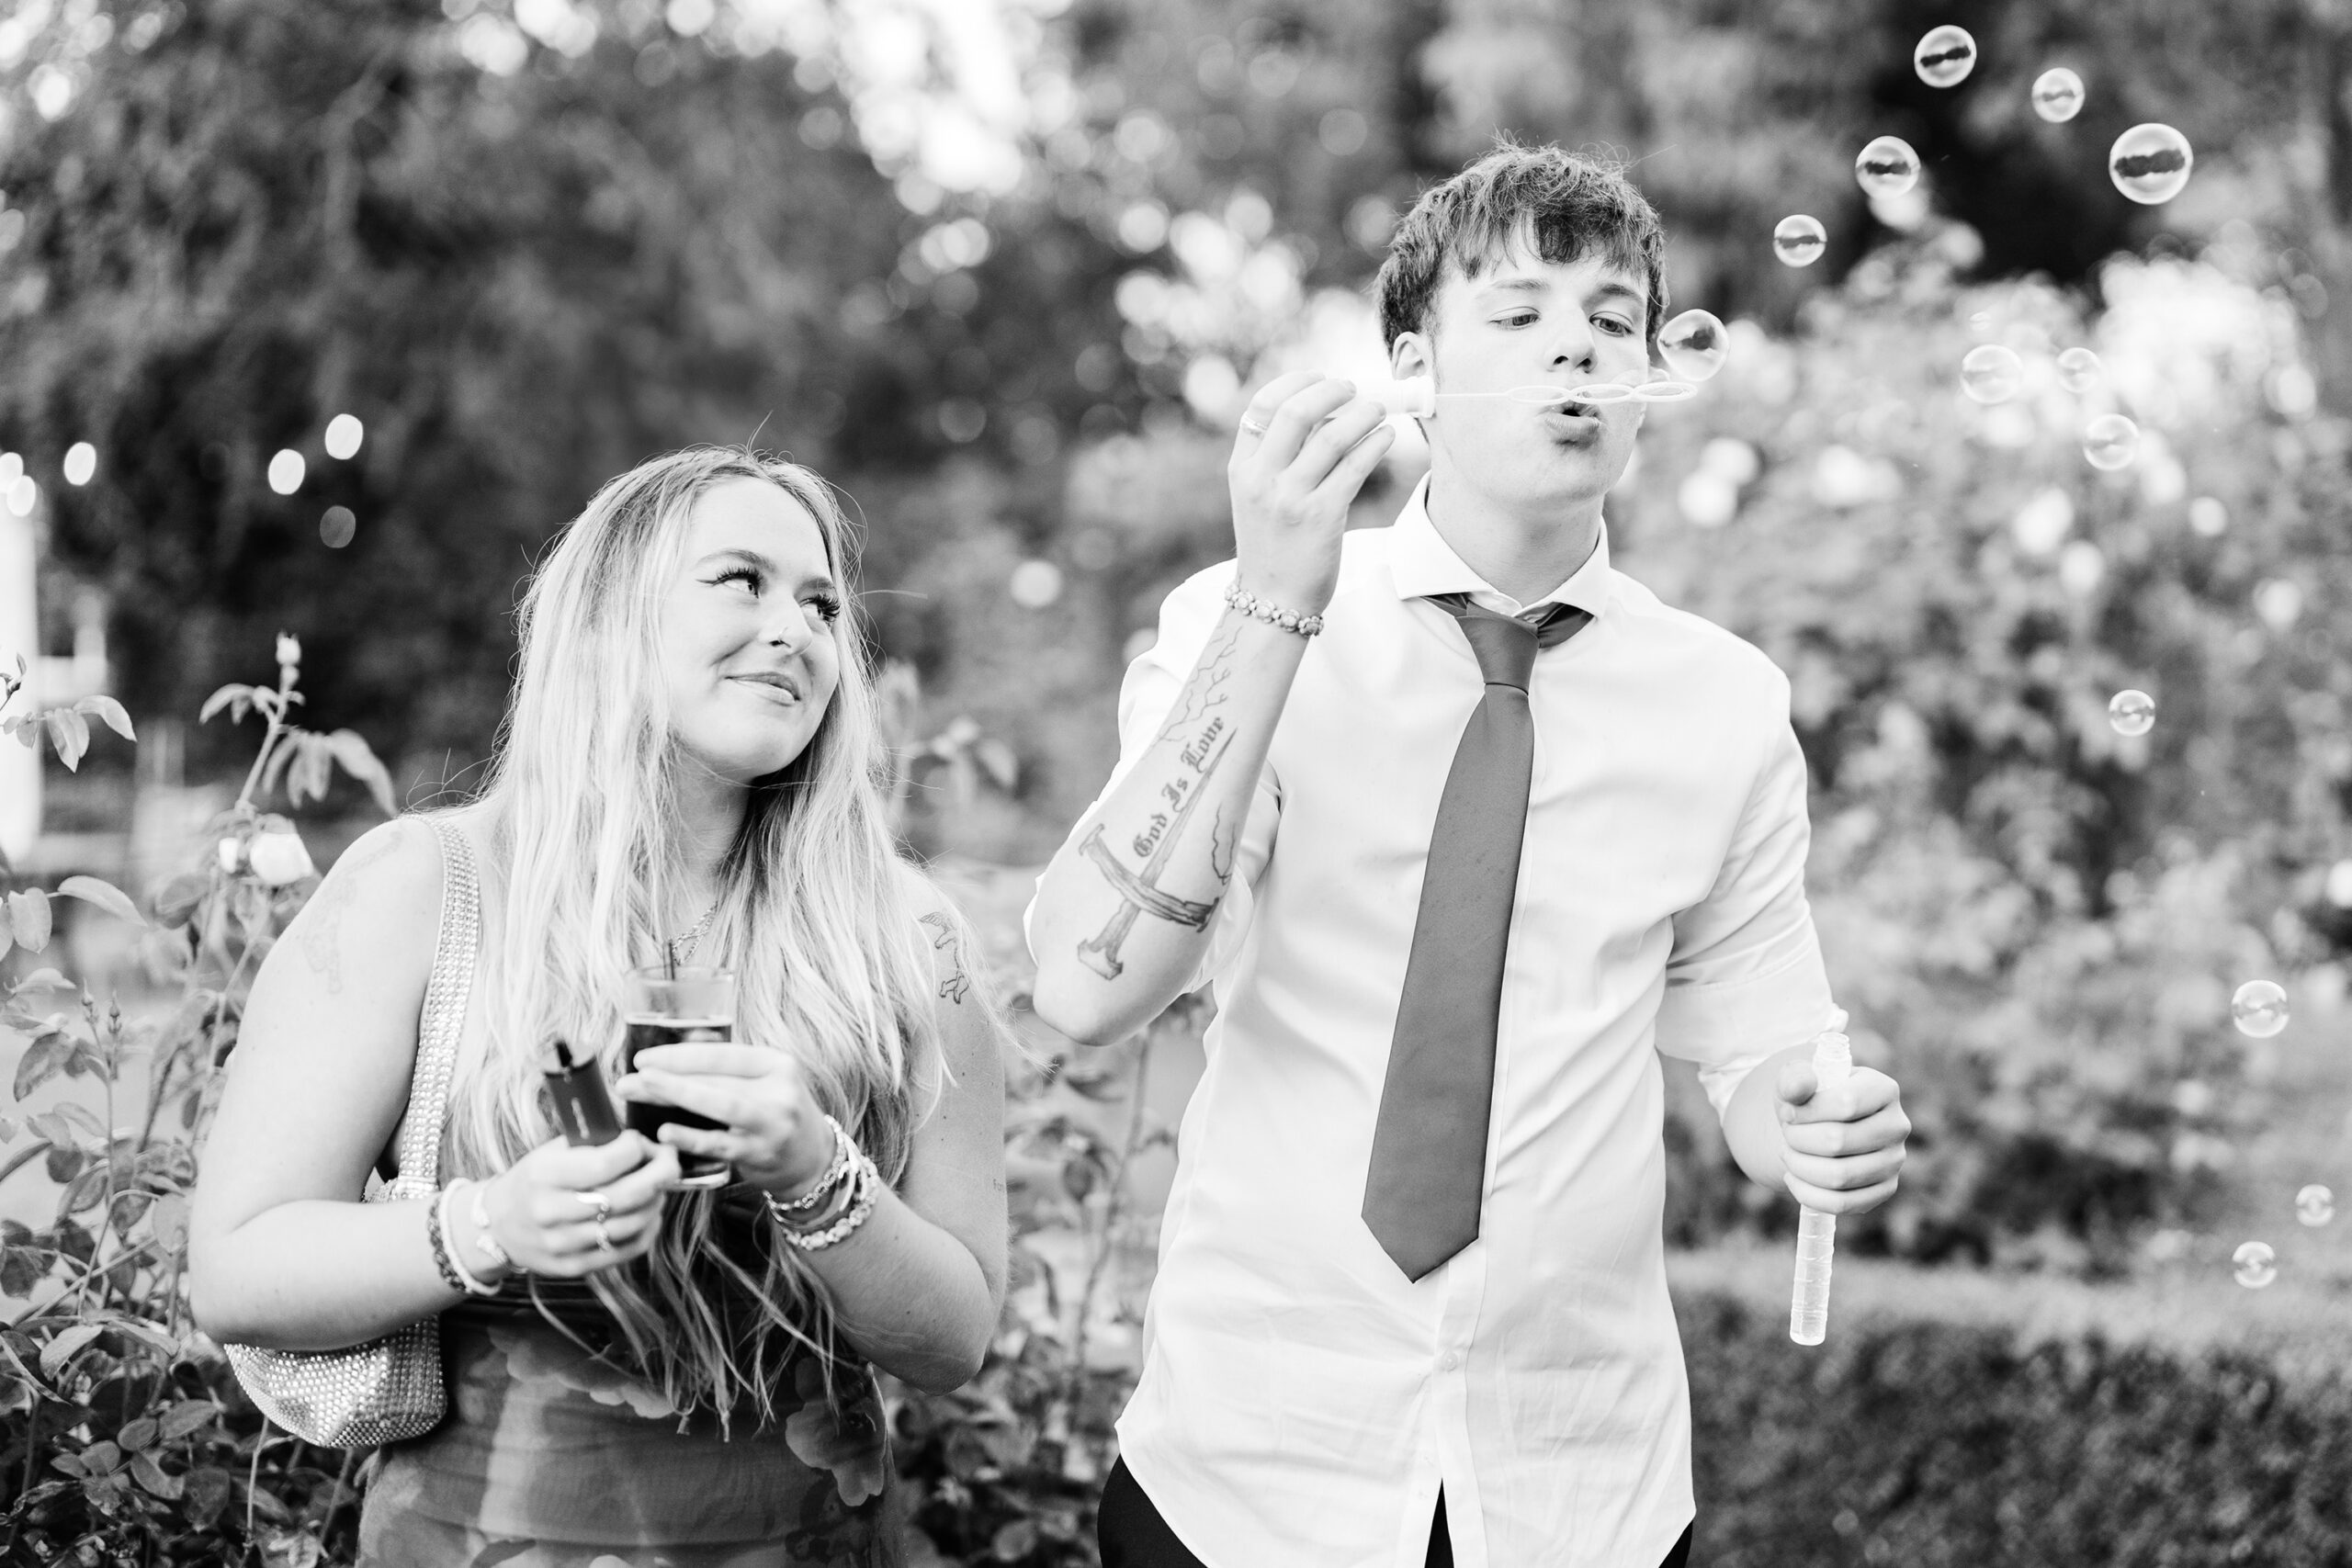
289, 814, 467, 971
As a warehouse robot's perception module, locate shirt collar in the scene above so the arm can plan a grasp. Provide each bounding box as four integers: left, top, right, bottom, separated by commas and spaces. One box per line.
1385, 473, 1614, 619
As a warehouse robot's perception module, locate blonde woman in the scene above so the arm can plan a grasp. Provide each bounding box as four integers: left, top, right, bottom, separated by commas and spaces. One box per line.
190, 448, 1011, 1566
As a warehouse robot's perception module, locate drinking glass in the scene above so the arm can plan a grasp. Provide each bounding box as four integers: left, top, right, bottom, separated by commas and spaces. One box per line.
623, 965, 737, 1189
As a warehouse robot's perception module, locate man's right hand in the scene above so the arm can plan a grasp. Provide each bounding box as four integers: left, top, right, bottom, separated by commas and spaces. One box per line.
1227, 373, 1396, 617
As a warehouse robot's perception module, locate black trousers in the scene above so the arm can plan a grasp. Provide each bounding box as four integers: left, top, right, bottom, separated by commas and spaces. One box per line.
1099, 1457, 1696, 1568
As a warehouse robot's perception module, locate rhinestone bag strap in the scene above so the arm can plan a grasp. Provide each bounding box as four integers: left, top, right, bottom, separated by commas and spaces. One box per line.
384, 817, 481, 1198
220, 814, 481, 1448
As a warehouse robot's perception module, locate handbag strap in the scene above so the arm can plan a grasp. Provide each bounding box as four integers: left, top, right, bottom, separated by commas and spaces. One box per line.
383, 817, 481, 1199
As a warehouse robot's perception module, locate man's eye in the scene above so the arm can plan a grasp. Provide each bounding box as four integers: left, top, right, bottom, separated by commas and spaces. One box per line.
1496, 311, 1537, 328
1595, 316, 1634, 336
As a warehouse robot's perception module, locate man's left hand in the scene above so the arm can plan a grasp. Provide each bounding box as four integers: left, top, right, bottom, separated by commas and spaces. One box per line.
1774, 1058, 1909, 1214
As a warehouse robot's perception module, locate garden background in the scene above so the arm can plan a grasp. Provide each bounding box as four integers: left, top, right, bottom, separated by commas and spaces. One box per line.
6, 0, 2352, 1562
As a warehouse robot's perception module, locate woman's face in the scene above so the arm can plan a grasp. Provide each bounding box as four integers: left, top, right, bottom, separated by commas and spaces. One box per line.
657, 477, 845, 785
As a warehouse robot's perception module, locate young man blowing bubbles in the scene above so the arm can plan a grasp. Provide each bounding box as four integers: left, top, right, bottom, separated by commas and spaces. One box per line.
1026, 143, 1911, 1568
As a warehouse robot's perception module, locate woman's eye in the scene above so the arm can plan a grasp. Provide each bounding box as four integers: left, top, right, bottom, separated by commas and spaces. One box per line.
713, 567, 761, 593
807, 593, 844, 624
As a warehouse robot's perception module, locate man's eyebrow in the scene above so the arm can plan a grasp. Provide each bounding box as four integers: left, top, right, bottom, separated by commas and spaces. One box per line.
1476, 276, 1552, 297
1587, 279, 1645, 308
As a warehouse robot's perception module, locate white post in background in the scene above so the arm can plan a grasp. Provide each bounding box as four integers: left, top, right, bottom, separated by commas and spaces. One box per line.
0, 491, 38, 863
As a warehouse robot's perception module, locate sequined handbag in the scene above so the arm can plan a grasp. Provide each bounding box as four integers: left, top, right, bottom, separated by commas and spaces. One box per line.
221, 815, 481, 1448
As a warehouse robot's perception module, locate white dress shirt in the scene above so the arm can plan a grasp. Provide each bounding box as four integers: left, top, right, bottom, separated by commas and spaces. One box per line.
1024, 478, 1842, 1568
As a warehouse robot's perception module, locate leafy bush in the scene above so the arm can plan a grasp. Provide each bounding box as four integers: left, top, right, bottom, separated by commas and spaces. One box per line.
1, 637, 393, 1565
1681, 1282, 2352, 1567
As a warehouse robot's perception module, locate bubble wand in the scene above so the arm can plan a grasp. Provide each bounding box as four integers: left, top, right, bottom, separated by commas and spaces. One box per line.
1351, 376, 1697, 419
1789, 1025, 1852, 1346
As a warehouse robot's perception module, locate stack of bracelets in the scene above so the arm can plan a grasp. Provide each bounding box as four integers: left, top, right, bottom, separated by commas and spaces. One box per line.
763, 1111, 881, 1252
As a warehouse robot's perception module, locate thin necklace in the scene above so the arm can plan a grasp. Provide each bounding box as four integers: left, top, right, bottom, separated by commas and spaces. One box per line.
665, 898, 722, 972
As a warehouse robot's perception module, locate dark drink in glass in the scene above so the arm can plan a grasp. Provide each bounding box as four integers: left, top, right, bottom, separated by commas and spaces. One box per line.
622, 966, 736, 1189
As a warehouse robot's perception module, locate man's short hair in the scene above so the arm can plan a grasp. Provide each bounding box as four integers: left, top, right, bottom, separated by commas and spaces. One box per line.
1375, 140, 1668, 351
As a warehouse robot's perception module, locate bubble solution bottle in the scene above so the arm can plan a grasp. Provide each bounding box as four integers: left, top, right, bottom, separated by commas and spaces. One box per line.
1789, 1025, 1852, 1346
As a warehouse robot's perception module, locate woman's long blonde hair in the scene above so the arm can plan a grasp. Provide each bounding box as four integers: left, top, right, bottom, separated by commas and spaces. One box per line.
445, 445, 960, 1425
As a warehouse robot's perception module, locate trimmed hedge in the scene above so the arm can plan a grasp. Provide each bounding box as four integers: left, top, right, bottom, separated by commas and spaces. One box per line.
1683, 1287, 2352, 1568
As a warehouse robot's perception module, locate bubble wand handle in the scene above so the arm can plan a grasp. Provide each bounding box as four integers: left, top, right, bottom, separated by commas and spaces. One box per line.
1789, 1027, 1852, 1347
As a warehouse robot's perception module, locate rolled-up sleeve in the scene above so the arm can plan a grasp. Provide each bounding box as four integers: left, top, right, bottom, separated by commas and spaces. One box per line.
1023, 562, 1279, 996
1654, 672, 1843, 1123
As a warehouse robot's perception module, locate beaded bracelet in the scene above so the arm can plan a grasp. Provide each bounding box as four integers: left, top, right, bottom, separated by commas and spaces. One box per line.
424, 1191, 469, 1294
770, 1144, 880, 1252
437, 1182, 502, 1297
1223, 581, 1324, 637
768, 1113, 854, 1216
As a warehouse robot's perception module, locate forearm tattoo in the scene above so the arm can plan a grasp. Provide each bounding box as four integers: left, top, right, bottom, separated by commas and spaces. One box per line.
1078, 653, 1244, 980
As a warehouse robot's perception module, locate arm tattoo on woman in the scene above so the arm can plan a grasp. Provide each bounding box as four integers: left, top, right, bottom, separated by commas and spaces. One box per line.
298, 829, 403, 994
918, 910, 972, 1004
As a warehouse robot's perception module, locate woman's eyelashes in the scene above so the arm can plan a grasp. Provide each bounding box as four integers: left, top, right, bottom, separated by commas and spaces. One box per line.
710, 567, 843, 624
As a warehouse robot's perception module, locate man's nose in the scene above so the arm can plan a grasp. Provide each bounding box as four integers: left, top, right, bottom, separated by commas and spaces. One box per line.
1547, 319, 1598, 374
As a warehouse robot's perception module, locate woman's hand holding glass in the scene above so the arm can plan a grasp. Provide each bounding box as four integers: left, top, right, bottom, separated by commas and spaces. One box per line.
467, 1134, 682, 1278
615, 1043, 835, 1200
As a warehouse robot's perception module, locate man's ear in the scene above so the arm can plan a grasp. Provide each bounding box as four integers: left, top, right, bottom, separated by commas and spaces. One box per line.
1389, 331, 1432, 384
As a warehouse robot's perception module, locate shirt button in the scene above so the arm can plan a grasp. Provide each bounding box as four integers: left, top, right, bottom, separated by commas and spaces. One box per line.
1439, 1351, 1460, 1371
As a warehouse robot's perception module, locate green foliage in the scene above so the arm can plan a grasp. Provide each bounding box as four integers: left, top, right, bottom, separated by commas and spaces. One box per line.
0, 638, 391, 1564
1682, 1288, 2352, 1567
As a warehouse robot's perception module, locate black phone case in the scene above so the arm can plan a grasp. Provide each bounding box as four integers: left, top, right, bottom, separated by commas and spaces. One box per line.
546, 1053, 622, 1146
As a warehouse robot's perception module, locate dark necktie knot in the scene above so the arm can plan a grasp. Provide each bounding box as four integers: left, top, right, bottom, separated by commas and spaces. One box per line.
1430, 592, 1590, 692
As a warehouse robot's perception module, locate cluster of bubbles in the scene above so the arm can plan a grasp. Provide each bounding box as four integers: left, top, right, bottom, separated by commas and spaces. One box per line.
1875, 28, 2331, 1301
1787, 39, 2195, 283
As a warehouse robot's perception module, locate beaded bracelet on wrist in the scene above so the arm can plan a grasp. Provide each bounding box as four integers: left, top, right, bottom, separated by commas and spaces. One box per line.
424, 1191, 470, 1294
770, 1145, 881, 1252
769, 1113, 854, 1216
438, 1182, 502, 1297
1223, 581, 1323, 637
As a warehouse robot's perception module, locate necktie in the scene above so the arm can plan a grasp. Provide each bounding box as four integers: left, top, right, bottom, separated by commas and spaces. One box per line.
1363, 592, 1590, 1281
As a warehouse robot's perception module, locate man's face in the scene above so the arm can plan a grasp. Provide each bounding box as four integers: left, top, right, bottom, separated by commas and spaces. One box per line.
1393, 240, 1651, 518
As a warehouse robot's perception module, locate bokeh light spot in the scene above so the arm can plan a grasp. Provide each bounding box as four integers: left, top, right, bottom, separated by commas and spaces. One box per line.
320, 505, 356, 548
2232, 1240, 2277, 1290
62, 443, 96, 486
267, 449, 306, 495
324, 414, 365, 460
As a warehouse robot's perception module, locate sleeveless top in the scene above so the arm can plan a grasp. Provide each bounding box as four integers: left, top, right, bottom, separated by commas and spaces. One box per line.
356, 1213, 903, 1566
354, 814, 904, 1566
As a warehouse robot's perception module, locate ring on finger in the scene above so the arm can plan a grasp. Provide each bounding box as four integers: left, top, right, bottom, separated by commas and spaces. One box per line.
575, 1189, 612, 1222
1238, 415, 1269, 437
594, 1216, 616, 1254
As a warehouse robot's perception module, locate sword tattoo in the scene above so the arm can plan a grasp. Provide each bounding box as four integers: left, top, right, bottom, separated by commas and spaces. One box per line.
1078, 714, 1236, 979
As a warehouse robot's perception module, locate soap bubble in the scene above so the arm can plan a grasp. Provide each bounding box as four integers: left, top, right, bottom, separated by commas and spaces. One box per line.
2082, 414, 2140, 471
1855, 136, 1922, 199
2296, 1184, 2335, 1227
1960, 344, 2024, 404
2031, 67, 2085, 122
62, 442, 95, 486
2233, 979, 2290, 1039
1913, 25, 1976, 88
2232, 1241, 2278, 1289
2107, 689, 2154, 738
320, 505, 356, 548
324, 414, 365, 461
1773, 214, 1826, 267
2109, 123, 2194, 205
1657, 310, 1728, 382
2056, 347, 2102, 392
267, 449, 306, 495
